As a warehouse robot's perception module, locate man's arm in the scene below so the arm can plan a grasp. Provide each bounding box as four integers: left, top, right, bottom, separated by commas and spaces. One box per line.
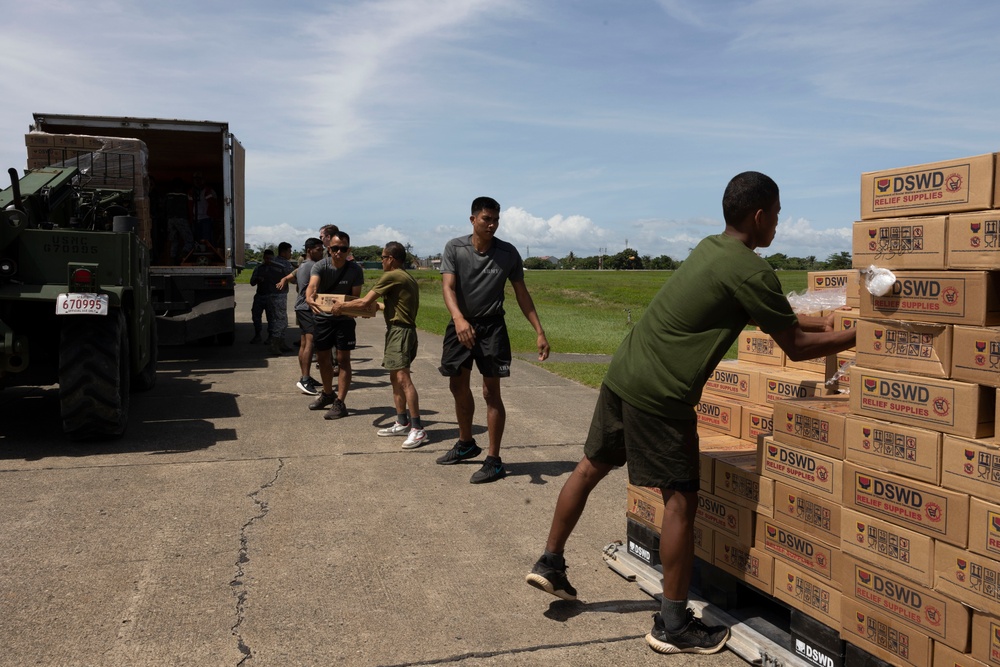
327, 289, 379, 316
276, 269, 297, 291
770, 322, 855, 362
511, 280, 550, 361
305, 275, 323, 314
442, 272, 474, 349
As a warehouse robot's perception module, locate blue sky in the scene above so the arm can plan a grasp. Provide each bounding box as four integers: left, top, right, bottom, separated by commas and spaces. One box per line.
2, 1, 999, 262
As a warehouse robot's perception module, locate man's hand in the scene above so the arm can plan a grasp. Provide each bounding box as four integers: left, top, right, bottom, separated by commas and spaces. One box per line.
537, 332, 550, 361
328, 301, 343, 316
454, 317, 475, 349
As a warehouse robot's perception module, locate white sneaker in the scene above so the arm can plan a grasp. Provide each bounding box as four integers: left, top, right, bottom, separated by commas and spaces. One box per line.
402, 429, 429, 450
377, 422, 410, 437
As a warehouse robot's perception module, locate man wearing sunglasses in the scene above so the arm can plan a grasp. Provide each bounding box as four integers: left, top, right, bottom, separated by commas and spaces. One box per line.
305, 232, 364, 420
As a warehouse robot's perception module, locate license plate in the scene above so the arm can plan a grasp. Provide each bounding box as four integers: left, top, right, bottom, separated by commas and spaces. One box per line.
56, 293, 109, 316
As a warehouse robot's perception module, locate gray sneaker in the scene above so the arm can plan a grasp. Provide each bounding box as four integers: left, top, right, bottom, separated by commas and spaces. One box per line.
435, 440, 481, 465
296, 377, 320, 396
377, 422, 410, 437
646, 610, 730, 655
308, 392, 336, 411
324, 398, 348, 420
470, 456, 506, 484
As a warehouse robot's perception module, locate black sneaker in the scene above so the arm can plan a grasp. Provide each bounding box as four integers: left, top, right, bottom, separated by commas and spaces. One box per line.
525, 556, 577, 601
296, 377, 320, 396
308, 392, 336, 411
646, 610, 730, 655
470, 456, 506, 484
324, 398, 348, 420
435, 440, 481, 465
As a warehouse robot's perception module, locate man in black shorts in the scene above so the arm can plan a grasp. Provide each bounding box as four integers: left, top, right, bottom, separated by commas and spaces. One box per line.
437, 196, 549, 484
278, 237, 325, 394
524, 172, 856, 654
305, 231, 364, 419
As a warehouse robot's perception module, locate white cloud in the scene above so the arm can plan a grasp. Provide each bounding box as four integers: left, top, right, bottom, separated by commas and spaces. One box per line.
498, 206, 610, 256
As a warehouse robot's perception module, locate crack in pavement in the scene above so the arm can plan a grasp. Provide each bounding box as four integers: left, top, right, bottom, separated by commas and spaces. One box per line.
232, 458, 285, 666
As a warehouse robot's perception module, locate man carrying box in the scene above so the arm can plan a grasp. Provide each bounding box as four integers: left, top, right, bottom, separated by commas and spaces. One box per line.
305, 231, 364, 420
526, 171, 857, 655
326, 242, 427, 449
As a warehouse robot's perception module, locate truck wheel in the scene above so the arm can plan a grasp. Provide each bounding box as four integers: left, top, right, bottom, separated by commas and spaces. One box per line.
133, 318, 157, 392
59, 310, 130, 439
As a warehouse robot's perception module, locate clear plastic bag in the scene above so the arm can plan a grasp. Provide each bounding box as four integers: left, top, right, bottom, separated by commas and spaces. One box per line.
786, 288, 847, 313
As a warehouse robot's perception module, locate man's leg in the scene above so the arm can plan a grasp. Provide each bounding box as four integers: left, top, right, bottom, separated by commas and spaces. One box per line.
250, 296, 264, 342
449, 368, 475, 442
545, 456, 614, 553
317, 349, 334, 394
334, 349, 352, 402
658, 489, 698, 602
481, 376, 505, 459
298, 333, 313, 379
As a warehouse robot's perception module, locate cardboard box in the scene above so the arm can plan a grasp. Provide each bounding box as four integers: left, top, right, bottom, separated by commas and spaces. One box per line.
713, 532, 774, 594
941, 434, 1000, 500
699, 436, 757, 493
844, 415, 943, 485
737, 328, 785, 366
695, 490, 755, 546
970, 612, 1000, 667
850, 366, 994, 439
839, 554, 970, 651
935, 541, 1000, 617
625, 516, 660, 567
785, 353, 840, 378
860, 152, 998, 220
760, 436, 843, 501
24, 132, 54, 147
26, 158, 48, 170
854, 319, 953, 379
951, 325, 1000, 387
693, 521, 713, 562
841, 597, 933, 667
969, 497, 1000, 562
836, 308, 862, 333
947, 210, 1000, 270
810, 270, 863, 309
936, 638, 991, 667
696, 395, 743, 437
702, 360, 759, 403
791, 609, 846, 667
755, 516, 840, 588
713, 454, 774, 517
773, 558, 842, 629
860, 270, 1000, 327
26, 146, 53, 161
997, 388, 1000, 447
843, 462, 969, 545
773, 395, 851, 459
835, 352, 855, 393
740, 402, 773, 444
757, 367, 836, 406
853, 217, 949, 270
774, 481, 842, 548
626, 484, 664, 530
314, 293, 380, 317
841, 507, 935, 587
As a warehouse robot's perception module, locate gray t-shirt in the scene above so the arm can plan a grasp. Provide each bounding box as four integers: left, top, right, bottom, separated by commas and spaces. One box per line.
294, 259, 316, 311
439, 235, 524, 319
310, 257, 365, 321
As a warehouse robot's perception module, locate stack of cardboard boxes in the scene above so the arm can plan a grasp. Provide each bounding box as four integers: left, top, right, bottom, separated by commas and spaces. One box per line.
625, 153, 1000, 667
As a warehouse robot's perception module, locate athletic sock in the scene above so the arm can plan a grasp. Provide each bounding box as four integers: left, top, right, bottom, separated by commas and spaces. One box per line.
660, 597, 689, 632
396, 413, 410, 427
409, 415, 423, 429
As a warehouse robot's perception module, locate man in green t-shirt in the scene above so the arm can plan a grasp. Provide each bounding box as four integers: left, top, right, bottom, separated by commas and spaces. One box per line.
526, 172, 857, 655
329, 242, 426, 449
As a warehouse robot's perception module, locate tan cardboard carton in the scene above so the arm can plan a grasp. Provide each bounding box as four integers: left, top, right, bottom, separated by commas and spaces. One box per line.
936, 638, 990, 667
772, 395, 850, 459
841, 507, 935, 587
759, 436, 843, 501
969, 497, 1000, 562
755, 516, 840, 588
702, 360, 759, 403
757, 367, 836, 406
970, 611, 1000, 667
713, 454, 774, 517
941, 434, 1000, 500
771, 558, 842, 629
850, 366, 994, 438
855, 318, 953, 379
740, 402, 773, 444
713, 532, 773, 594
835, 307, 862, 333
25, 158, 48, 170
693, 522, 713, 563
698, 435, 756, 493
737, 328, 785, 367
935, 541, 1000, 617
950, 325, 1000, 387
844, 462, 969, 545
696, 395, 742, 437
839, 554, 970, 651
860, 152, 998, 220
784, 353, 840, 378
314, 293, 380, 317
774, 480, 842, 547
844, 415, 943, 485
695, 490, 755, 546
24, 132, 54, 147
947, 210, 1000, 270
809, 270, 862, 308
860, 270, 1000, 327
997, 388, 1000, 446
836, 352, 855, 392
853, 216, 949, 270
626, 484, 663, 531
841, 597, 933, 667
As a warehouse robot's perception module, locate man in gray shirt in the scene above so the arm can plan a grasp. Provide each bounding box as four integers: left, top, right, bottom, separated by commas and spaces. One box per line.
279, 238, 325, 395
437, 196, 550, 483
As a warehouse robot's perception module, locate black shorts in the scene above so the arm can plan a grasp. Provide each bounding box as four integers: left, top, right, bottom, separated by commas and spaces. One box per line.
295, 310, 316, 335
313, 316, 356, 352
439, 317, 511, 378
584, 384, 700, 492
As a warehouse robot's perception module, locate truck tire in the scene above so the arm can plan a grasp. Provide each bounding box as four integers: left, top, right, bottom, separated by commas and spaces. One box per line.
132, 319, 157, 392
59, 310, 130, 439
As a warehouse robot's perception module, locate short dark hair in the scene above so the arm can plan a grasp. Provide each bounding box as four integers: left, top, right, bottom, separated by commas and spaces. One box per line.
331, 231, 350, 246
384, 241, 406, 263
320, 224, 339, 236
722, 172, 779, 226
278, 242, 292, 253
304, 237, 322, 249
262, 249, 274, 257
471, 196, 500, 216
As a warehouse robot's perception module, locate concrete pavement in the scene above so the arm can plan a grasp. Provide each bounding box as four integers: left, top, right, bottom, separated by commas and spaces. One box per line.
0, 283, 747, 666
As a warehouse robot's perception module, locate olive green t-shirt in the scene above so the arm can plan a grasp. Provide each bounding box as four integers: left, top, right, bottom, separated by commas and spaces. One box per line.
604, 233, 798, 420
372, 268, 419, 327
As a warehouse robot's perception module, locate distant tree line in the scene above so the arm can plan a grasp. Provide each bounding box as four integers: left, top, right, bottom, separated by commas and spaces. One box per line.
523, 249, 852, 271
